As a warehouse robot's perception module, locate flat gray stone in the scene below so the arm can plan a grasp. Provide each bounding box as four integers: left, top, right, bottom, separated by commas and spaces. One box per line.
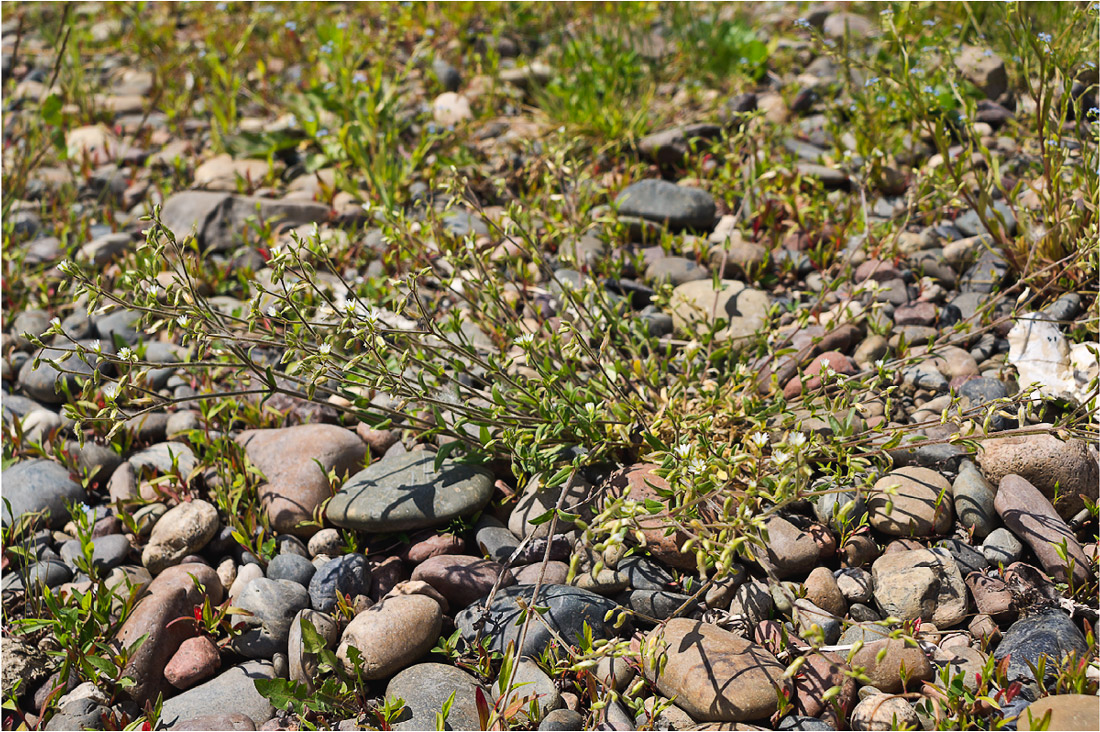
327, 452, 493, 532
2, 459, 85, 529
158, 660, 276, 730
386, 663, 488, 731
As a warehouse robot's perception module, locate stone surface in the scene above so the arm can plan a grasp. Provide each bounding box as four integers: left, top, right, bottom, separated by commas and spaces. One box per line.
327, 451, 493, 532
1018, 694, 1099, 731
115, 563, 223, 704
337, 593, 442, 679
2, 459, 86, 530
164, 635, 221, 690
288, 609, 340, 693
953, 461, 997, 541
759, 516, 821, 579
232, 578, 311, 659
850, 694, 919, 730
994, 610, 1089, 684
850, 638, 933, 693
669, 279, 770, 346
982, 527, 1024, 567
266, 552, 316, 588
871, 547, 967, 628
158, 660, 276, 730
792, 652, 856, 721
978, 429, 1098, 520
641, 618, 788, 722
602, 464, 694, 569
638, 123, 722, 166
411, 554, 514, 609
309, 553, 370, 613
385, 663, 488, 731
497, 656, 564, 715
867, 466, 954, 536
142, 500, 219, 574
994, 474, 1090, 586
160, 192, 328, 252
616, 178, 717, 230
508, 474, 592, 540
802, 566, 847, 618
237, 425, 368, 536
456, 584, 621, 656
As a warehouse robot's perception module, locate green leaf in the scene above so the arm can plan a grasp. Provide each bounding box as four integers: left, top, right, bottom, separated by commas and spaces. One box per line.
42, 94, 63, 126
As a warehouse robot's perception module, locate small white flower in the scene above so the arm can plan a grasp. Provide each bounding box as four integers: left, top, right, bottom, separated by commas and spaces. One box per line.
90, 339, 102, 353
266, 306, 277, 318
673, 444, 692, 459
363, 308, 381, 327
874, 358, 886, 369
118, 347, 134, 361
788, 432, 807, 448
750, 432, 769, 447
818, 357, 831, 370
144, 282, 160, 297
515, 333, 534, 347
772, 449, 792, 465
58, 260, 75, 275
49, 317, 61, 328
688, 457, 706, 475
176, 315, 189, 327
319, 343, 332, 355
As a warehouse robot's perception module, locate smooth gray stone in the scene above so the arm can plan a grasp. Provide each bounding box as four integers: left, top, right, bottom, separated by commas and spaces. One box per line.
158, 660, 276, 730
2, 459, 85, 529
327, 452, 493, 533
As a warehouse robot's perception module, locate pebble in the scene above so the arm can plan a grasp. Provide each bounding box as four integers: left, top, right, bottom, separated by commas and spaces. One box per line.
871, 547, 967, 628
474, 516, 521, 563
497, 656, 563, 715
641, 618, 788, 722
309, 553, 370, 613
236, 425, 367, 535
287, 609, 340, 693
115, 563, 223, 704
994, 474, 1090, 586
850, 694, 919, 730
952, 460, 997, 541
759, 516, 821, 579
802, 566, 847, 617
981, 527, 1024, 567
164, 636, 221, 690
327, 451, 493, 532
978, 431, 1099, 520
157, 660, 275, 730
850, 638, 933, 693
1018, 694, 1099, 731
410, 554, 513, 609
617, 589, 695, 620
668, 279, 770, 346
337, 593, 442, 679
141, 500, 220, 575
385, 663, 487, 731
539, 709, 585, 731
834, 567, 873, 603
232, 578, 311, 659
507, 473, 591, 540
307, 528, 344, 558
792, 652, 856, 722
994, 610, 1088, 684
602, 464, 694, 569
265, 553, 316, 588
2, 459, 86, 530
867, 466, 954, 536
457, 584, 621, 656
616, 178, 716, 231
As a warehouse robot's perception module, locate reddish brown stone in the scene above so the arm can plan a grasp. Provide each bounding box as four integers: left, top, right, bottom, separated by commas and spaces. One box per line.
604, 464, 697, 570
783, 351, 858, 398
794, 652, 857, 723
399, 532, 466, 564
237, 425, 367, 536
115, 563, 223, 704
410, 554, 514, 608
965, 572, 1016, 623
369, 555, 409, 601
164, 635, 222, 690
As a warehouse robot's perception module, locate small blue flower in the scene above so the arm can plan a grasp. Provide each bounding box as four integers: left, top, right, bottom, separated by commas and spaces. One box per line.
794, 17, 811, 29
336, 21, 347, 29
922, 19, 936, 27
352, 70, 368, 84
285, 20, 298, 31
864, 76, 880, 88
1038, 32, 1052, 44
875, 95, 886, 103
1087, 107, 1100, 117
215, 2, 226, 9
425, 28, 435, 37
317, 128, 329, 137
923, 85, 935, 94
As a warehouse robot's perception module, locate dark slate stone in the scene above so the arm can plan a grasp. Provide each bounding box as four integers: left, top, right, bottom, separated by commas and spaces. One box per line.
935, 538, 989, 576
616, 179, 717, 231
994, 611, 1089, 684
618, 555, 678, 591
456, 584, 624, 656
616, 589, 696, 621
308, 553, 370, 613
19, 341, 111, 404
266, 553, 316, 588
232, 578, 311, 659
